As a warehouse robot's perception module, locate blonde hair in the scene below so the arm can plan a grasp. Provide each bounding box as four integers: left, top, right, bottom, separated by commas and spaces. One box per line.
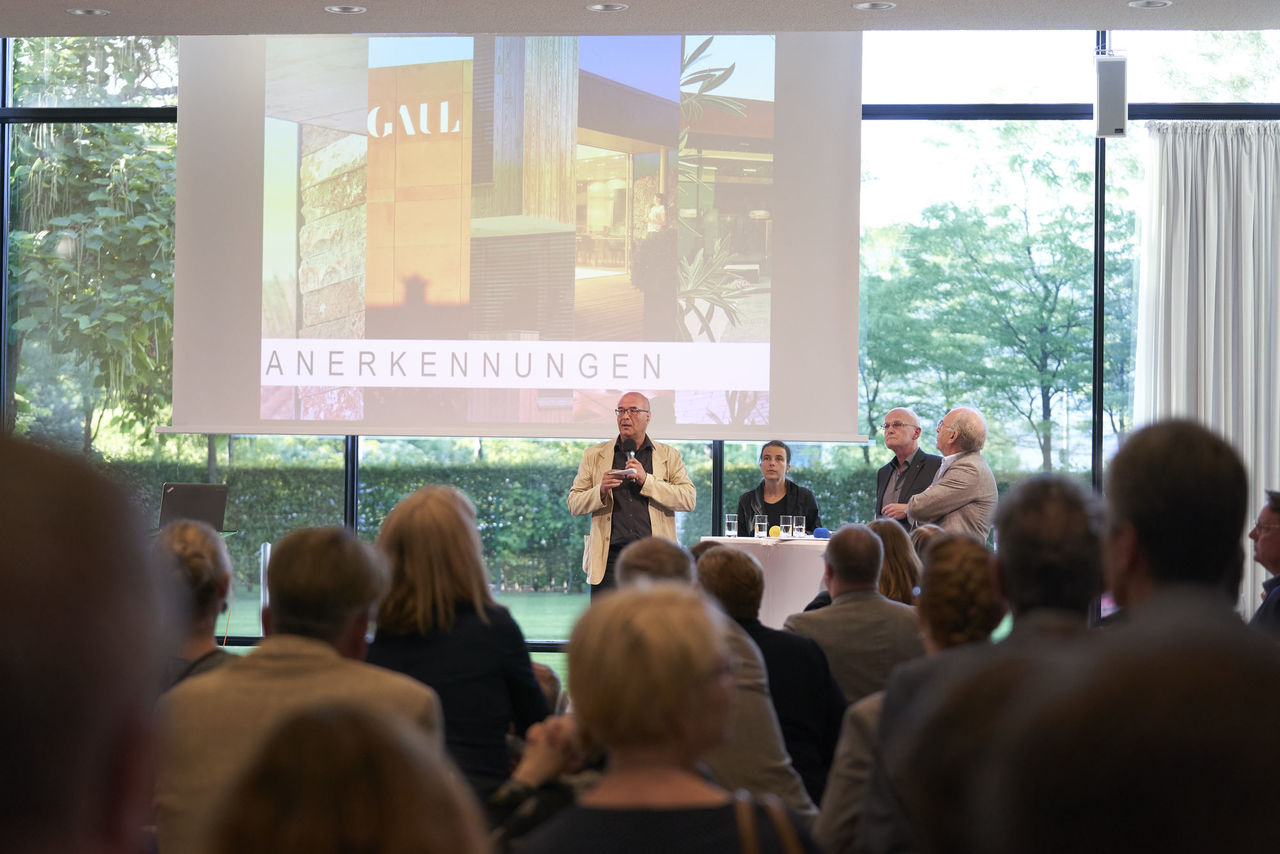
869, 519, 922, 606
212, 704, 488, 854
917, 536, 1004, 650
377, 485, 495, 634
155, 520, 232, 623
569, 585, 728, 750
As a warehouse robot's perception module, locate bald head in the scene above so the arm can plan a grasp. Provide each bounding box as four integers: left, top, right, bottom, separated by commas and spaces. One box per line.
616, 537, 695, 587
825, 524, 885, 588
0, 439, 164, 853
947, 407, 987, 453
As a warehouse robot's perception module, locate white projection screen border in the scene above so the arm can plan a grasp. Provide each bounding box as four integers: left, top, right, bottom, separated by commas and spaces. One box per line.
171, 32, 862, 441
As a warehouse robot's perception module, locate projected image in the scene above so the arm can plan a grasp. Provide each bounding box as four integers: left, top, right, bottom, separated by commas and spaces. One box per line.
258, 34, 775, 428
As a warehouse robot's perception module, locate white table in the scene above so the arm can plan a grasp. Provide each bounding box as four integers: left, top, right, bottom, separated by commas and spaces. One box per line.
699, 536, 829, 628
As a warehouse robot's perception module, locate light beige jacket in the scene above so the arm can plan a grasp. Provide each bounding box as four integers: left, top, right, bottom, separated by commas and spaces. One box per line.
567, 437, 696, 584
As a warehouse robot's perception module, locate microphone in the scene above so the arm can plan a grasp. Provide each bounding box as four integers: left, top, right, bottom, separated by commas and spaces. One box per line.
622, 438, 637, 462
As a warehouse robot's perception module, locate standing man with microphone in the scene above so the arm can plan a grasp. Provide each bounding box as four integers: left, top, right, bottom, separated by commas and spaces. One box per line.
568, 392, 696, 596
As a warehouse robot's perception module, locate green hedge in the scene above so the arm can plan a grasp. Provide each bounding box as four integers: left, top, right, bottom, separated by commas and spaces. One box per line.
108, 459, 1016, 594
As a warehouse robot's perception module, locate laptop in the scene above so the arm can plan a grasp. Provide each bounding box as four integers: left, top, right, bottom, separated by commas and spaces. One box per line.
158, 482, 229, 531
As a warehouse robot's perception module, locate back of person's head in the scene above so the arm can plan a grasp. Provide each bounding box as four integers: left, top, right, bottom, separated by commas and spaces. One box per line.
869, 519, 923, 605
569, 585, 728, 751
825, 524, 884, 587
377, 485, 494, 634
266, 527, 388, 644
0, 438, 163, 854
995, 474, 1104, 617
911, 524, 947, 559
696, 546, 765, 621
154, 520, 232, 631
980, 609, 1280, 854
689, 539, 719, 561
616, 536, 695, 586
950, 408, 987, 453
917, 535, 1004, 651
1105, 419, 1247, 600
212, 704, 487, 854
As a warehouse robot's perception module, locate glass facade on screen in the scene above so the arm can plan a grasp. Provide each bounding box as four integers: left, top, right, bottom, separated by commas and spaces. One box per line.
4, 31, 1278, 643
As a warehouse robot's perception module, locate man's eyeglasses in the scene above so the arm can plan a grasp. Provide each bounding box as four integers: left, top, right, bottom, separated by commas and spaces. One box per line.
936, 422, 956, 434
615, 408, 649, 417
882, 421, 918, 431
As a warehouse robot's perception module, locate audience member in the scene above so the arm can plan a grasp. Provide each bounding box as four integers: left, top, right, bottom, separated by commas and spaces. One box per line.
367, 485, 549, 798
815, 536, 1002, 854
697, 546, 846, 802
521, 585, 819, 854
0, 439, 163, 854
1247, 489, 1280, 638
908, 523, 946, 559
868, 519, 922, 606
784, 525, 924, 703
856, 475, 1104, 854
154, 520, 234, 687
156, 526, 441, 854
615, 537, 817, 818
211, 704, 488, 854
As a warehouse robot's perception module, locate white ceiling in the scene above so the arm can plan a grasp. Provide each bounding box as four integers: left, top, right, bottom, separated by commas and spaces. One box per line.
5, 0, 1280, 38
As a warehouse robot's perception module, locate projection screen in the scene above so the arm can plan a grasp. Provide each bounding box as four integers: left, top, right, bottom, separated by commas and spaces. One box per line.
171, 32, 862, 440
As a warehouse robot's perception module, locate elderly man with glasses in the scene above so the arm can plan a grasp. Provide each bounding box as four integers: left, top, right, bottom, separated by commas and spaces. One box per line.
873, 407, 943, 527
568, 391, 696, 596
882, 406, 998, 541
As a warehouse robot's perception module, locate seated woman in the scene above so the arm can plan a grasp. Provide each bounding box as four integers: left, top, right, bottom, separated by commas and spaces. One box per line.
212, 703, 487, 854
869, 519, 923, 606
735, 440, 821, 535
154, 520, 234, 687
521, 585, 819, 854
367, 485, 549, 799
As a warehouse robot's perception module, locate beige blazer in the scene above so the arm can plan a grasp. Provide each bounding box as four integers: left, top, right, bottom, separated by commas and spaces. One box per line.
906, 449, 998, 541
567, 438, 696, 585
155, 635, 441, 854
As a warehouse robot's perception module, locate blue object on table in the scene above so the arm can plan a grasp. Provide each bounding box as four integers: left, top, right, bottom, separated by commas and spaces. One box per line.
813, 527, 831, 539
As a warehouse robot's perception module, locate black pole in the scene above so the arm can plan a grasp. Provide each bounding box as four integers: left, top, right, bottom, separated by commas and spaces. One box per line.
343, 435, 359, 530
711, 439, 724, 535
1091, 30, 1109, 491
0, 39, 12, 435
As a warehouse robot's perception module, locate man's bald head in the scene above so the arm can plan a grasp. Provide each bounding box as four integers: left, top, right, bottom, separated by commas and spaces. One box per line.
0, 439, 164, 853
616, 537, 695, 587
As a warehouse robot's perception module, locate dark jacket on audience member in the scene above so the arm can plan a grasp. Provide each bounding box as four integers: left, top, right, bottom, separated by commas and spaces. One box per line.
1250, 575, 1280, 639
367, 603, 550, 798
737, 616, 848, 803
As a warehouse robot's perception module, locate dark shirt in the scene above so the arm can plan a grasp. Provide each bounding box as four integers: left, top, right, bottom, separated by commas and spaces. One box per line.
735, 479, 822, 535
885, 447, 924, 504
520, 802, 821, 854
737, 617, 847, 803
1250, 574, 1280, 639
610, 434, 656, 547
366, 602, 550, 798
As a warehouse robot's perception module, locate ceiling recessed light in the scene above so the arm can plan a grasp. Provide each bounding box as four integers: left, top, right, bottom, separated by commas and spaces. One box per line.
587, 3, 629, 11
324, 4, 368, 13
67, 8, 110, 15
1128, 0, 1172, 7
854, 2, 896, 10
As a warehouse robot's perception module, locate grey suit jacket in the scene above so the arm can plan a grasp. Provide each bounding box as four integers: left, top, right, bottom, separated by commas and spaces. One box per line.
701, 621, 818, 818
156, 635, 442, 854
814, 691, 885, 854
783, 590, 925, 705
905, 450, 997, 541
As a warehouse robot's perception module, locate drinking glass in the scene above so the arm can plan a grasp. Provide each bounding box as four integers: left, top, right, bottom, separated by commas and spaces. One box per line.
779, 515, 793, 538
793, 517, 806, 538
754, 515, 768, 538
725, 513, 738, 537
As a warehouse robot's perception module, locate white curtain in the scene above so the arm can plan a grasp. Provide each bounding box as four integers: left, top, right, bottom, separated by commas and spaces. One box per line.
1136, 120, 1280, 615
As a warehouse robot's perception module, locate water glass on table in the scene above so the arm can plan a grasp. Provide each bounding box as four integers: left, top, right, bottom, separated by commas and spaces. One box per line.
725, 513, 738, 537
779, 515, 793, 538
793, 517, 806, 538
754, 515, 768, 538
